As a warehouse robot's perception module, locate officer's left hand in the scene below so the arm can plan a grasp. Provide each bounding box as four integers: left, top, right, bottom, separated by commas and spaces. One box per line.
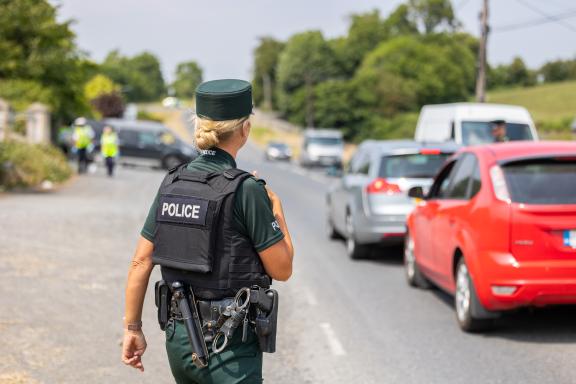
122, 329, 147, 372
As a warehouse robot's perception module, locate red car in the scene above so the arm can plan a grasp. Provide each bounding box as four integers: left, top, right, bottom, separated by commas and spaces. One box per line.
405, 142, 576, 332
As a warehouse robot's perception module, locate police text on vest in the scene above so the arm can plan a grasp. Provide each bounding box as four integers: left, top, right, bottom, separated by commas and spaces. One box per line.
162, 202, 201, 219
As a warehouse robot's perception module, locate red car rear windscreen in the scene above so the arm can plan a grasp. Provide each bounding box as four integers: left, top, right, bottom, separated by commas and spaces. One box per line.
503, 158, 576, 204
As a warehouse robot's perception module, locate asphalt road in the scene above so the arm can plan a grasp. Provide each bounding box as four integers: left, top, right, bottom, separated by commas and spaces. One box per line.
1, 142, 575, 384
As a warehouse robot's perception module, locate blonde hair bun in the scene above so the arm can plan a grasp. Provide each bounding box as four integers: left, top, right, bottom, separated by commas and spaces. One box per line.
194, 116, 248, 150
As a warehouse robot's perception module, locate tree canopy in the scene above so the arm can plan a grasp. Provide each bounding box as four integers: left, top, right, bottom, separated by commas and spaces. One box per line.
252, 37, 285, 109
276, 31, 342, 126
408, 0, 458, 34
101, 50, 166, 102
0, 0, 92, 121
171, 61, 203, 99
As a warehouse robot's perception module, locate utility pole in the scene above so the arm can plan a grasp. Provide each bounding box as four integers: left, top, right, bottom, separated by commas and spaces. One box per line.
475, 0, 489, 102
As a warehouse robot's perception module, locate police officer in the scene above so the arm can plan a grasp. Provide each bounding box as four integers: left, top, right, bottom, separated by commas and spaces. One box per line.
72, 117, 94, 174
491, 119, 509, 143
122, 79, 294, 383
100, 125, 119, 177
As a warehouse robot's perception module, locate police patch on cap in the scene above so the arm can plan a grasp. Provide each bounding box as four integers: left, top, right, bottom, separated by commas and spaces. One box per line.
195, 79, 253, 121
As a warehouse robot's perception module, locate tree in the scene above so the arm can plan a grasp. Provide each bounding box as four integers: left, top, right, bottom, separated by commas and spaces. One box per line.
253, 38, 285, 110
358, 35, 475, 108
313, 80, 361, 136
383, 4, 419, 37
83, 74, 124, 118
354, 68, 417, 118
408, 0, 458, 34
341, 11, 389, 75
0, 0, 91, 121
276, 31, 341, 126
101, 50, 166, 102
540, 59, 576, 83
171, 61, 203, 99
84, 74, 120, 101
507, 57, 536, 87
488, 57, 536, 88
91, 93, 124, 118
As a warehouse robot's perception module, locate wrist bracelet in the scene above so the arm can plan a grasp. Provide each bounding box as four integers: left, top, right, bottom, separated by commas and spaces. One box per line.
123, 317, 142, 331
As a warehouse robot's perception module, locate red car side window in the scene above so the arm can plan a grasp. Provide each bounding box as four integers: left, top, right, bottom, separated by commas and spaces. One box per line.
428, 160, 457, 199
446, 155, 476, 199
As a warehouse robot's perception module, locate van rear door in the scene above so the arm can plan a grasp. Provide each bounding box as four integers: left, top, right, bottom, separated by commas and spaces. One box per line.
503, 157, 576, 261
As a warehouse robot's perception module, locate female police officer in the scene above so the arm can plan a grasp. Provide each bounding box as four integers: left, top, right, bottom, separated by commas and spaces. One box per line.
121, 79, 294, 383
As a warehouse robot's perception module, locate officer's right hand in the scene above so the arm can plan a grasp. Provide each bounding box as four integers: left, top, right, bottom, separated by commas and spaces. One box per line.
122, 329, 147, 372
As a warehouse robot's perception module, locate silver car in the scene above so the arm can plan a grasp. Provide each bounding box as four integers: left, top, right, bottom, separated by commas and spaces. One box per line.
265, 141, 292, 161
326, 140, 459, 259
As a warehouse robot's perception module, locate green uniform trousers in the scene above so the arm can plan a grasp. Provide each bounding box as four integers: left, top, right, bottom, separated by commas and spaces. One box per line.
165, 320, 263, 384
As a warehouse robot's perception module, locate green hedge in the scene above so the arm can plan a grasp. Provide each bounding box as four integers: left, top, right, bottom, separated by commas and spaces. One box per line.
0, 141, 72, 190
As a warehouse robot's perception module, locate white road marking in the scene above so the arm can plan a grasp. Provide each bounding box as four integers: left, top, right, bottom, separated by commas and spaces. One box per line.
319, 322, 346, 356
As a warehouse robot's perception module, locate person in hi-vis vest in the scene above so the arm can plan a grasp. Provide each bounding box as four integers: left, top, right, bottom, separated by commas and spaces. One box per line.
72, 117, 94, 174
100, 125, 119, 177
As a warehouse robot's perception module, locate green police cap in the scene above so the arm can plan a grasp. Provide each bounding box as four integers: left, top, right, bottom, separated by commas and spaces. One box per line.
195, 79, 253, 121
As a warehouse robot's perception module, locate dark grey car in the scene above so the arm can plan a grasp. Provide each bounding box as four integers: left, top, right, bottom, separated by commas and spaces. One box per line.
103, 119, 198, 169
326, 140, 459, 259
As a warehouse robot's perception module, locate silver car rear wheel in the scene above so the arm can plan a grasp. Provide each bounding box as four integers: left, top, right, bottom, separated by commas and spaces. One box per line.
345, 212, 368, 259
326, 209, 340, 240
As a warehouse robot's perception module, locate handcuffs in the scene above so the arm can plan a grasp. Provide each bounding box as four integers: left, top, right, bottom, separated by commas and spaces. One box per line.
212, 287, 251, 353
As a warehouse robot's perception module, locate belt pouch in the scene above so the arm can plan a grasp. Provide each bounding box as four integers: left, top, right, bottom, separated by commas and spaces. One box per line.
155, 280, 171, 330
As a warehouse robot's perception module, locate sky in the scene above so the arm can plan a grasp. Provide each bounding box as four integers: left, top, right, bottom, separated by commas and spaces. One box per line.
52, 0, 576, 83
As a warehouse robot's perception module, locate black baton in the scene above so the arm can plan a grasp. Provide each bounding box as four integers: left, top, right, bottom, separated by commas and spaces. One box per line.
171, 282, 209, 368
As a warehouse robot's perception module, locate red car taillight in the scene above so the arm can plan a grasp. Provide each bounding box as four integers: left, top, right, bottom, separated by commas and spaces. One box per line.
366, 178, 401, 195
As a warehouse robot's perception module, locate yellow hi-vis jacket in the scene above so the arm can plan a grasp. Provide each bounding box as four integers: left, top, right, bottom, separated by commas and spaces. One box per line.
73, 125, 93, 149
101, 131, 119, 158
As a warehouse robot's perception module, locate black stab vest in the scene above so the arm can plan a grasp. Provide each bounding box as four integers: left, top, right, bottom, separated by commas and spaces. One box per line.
152, 165, 271, 300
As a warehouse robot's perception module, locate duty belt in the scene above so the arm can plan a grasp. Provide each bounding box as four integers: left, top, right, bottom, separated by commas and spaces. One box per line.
170, 290, 250, 352
155, 280, 279, 365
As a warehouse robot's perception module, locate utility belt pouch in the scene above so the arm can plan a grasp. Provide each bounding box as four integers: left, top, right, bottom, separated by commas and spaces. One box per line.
253, 288, 279, 353
155, 280, 171, 331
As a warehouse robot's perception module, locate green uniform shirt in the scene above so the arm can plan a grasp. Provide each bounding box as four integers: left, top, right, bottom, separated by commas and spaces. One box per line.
141, 147, 284, 252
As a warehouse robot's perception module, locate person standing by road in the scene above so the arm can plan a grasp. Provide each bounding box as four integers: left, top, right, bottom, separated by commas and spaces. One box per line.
100, 125, 119, 177
122, 79, 294, 383
72, 117, 94, 174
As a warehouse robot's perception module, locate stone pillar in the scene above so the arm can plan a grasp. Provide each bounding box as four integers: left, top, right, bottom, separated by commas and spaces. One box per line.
0, 98, 13, 141
26, 103, 51, 144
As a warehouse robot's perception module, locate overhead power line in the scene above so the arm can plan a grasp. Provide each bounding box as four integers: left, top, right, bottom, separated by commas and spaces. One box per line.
515, 0, 576, 33
493, 8, 576, 33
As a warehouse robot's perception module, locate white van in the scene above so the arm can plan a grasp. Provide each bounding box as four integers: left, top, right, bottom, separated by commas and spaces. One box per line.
415, 103, 538, 145
299, 129, 344, 168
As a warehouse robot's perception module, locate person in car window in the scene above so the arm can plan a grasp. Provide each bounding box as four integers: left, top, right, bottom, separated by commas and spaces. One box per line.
491, 120, 509, 143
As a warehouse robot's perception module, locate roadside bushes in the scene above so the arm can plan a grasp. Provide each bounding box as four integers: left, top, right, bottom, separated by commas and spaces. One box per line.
0, 141, 72, 190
